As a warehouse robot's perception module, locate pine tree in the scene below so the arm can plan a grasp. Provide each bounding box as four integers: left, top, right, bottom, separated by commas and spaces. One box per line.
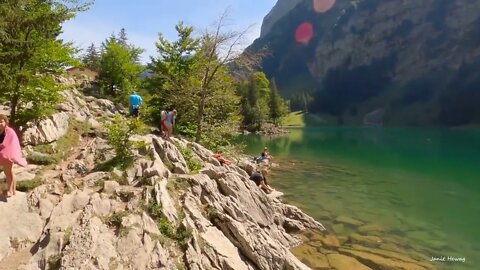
118, 28, 128, 47
269, 79, 288, 125
82, 43, 100, 69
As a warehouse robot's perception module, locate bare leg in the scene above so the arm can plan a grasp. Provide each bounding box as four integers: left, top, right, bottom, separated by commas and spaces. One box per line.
3, 161, 14, 196
260, 181, 273, 193
166, 125, 173, 141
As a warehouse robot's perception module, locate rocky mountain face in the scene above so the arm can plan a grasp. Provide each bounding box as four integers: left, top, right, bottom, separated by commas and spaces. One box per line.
248, 0, 480, 126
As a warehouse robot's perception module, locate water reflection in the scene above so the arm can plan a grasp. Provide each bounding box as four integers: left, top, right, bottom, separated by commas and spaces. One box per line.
240, 127, 480, 270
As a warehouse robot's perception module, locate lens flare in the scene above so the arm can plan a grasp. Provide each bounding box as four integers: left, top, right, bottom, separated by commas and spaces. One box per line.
313, 0, 336, 13
295, 22, 314, 44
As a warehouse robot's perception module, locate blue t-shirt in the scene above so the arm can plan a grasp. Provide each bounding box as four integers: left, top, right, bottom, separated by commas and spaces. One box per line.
129, 94, 142, 108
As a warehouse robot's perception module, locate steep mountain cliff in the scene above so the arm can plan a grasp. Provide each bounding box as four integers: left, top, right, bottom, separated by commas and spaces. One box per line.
248, 0, 480, 126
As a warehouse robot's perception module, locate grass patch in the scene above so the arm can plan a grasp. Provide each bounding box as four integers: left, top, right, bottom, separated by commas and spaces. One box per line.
145, 200, 192, 246
167, 177, 191, 191
281, 111, 305, 127
26, 152, 57, 165
31, 119, 92, 164
104, 211, 130, 230
177, 145, 203, 173
63, 226, 73, 246
16, 177, 43, 192
48, 254, 62, 270
204, 205, 221, 223
163, 159, 174, 171
146, 201, 163, 219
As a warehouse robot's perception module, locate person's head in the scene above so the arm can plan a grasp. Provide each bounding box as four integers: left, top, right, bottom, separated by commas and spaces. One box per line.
0, 114, 9, 132
172, 109, 177, 115
261, 168, 269, 177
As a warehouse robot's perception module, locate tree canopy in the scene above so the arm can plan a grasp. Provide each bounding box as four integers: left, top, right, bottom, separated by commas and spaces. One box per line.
0, 0, 89, 127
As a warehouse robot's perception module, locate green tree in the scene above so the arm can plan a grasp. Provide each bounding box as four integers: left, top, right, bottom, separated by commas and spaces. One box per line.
106, 115, 142, 169
252, 72, 270, 117
268, 80, 288, 125
98, 36, 143, 101
193, 11, 254, 143
238, 74, 264, 131
82, 43, 100, 69
0, 0, 89, 127
148, 17, 243, 148
146, 22, 199, 132
118, 28, 128, 47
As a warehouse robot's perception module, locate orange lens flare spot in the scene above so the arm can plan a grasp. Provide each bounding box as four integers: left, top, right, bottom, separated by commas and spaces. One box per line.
313, 0, 336, 13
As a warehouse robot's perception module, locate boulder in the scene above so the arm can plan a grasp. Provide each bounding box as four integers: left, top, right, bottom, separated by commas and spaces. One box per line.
22, 112, 70, 145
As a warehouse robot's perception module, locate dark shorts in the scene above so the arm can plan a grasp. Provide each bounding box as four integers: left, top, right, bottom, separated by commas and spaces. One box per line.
131, 107, 139, 117
250, 173, 264, 186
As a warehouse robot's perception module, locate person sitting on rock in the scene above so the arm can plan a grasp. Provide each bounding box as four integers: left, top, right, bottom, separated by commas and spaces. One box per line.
249, 168, 274, 194
0, 114, 27, 197
255, 147, 272, 164
212, 152, 232, 167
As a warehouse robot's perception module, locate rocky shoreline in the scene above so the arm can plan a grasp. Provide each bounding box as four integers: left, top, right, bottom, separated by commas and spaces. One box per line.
0, 87, 320, 270
0, 86, 436, 269
242, 123, 289, 136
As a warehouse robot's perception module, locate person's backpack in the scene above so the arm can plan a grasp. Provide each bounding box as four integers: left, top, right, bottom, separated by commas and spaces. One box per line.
160, 110, 167, 120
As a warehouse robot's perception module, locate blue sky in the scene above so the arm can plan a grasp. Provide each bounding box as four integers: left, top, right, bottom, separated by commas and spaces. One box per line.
60, 0, 277, 63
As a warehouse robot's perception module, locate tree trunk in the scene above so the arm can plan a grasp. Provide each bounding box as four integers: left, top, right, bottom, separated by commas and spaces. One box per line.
9, 93, 19, 127
195, 92, 206, 143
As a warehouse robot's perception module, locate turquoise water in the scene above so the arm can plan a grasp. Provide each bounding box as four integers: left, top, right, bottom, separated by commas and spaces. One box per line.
240, 127, 480, 270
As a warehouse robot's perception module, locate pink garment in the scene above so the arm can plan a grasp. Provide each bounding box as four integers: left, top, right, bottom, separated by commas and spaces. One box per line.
0, 126, 27, 167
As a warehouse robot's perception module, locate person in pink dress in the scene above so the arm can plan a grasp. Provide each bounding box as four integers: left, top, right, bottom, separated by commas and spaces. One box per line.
0, 114, 27, 197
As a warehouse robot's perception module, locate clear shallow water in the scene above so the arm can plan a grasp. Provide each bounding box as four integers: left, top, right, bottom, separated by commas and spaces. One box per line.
240, 127, 480, 270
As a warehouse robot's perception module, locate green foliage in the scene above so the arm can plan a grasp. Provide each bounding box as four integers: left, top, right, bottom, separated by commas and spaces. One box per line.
166, 177, 191, 193
16, 177, 43, 192
98, 31, 144, 101
146, 200, 192, 245
105, 211, 129, 229
268, 80, 288, 125
239, 74, 265, 132
147, 201, 163, 219
48, 254, 62, 270
26, 152, 57, 165
82, 43, 100, 69
281, 111, 306, 127
205, 205, 221, 222
177, 145, 203, 173
32, 119, 91, 165
290, 91, 314, 113
157, 217, 176, 238
106, 115, 141, 169
0, 0, 88, 127
145, 22, 200, 133
146, 21, 241, 145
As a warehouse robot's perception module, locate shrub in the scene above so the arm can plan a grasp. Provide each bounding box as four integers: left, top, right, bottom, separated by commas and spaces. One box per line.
105, 211, 129, 229
106, 115, 141, 169
177, 145, 203, 173
26, 152, 57, 165
16, 177, 43, 192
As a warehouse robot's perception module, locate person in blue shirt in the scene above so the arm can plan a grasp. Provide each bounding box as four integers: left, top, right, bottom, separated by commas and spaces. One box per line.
129, 92, 143, 118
